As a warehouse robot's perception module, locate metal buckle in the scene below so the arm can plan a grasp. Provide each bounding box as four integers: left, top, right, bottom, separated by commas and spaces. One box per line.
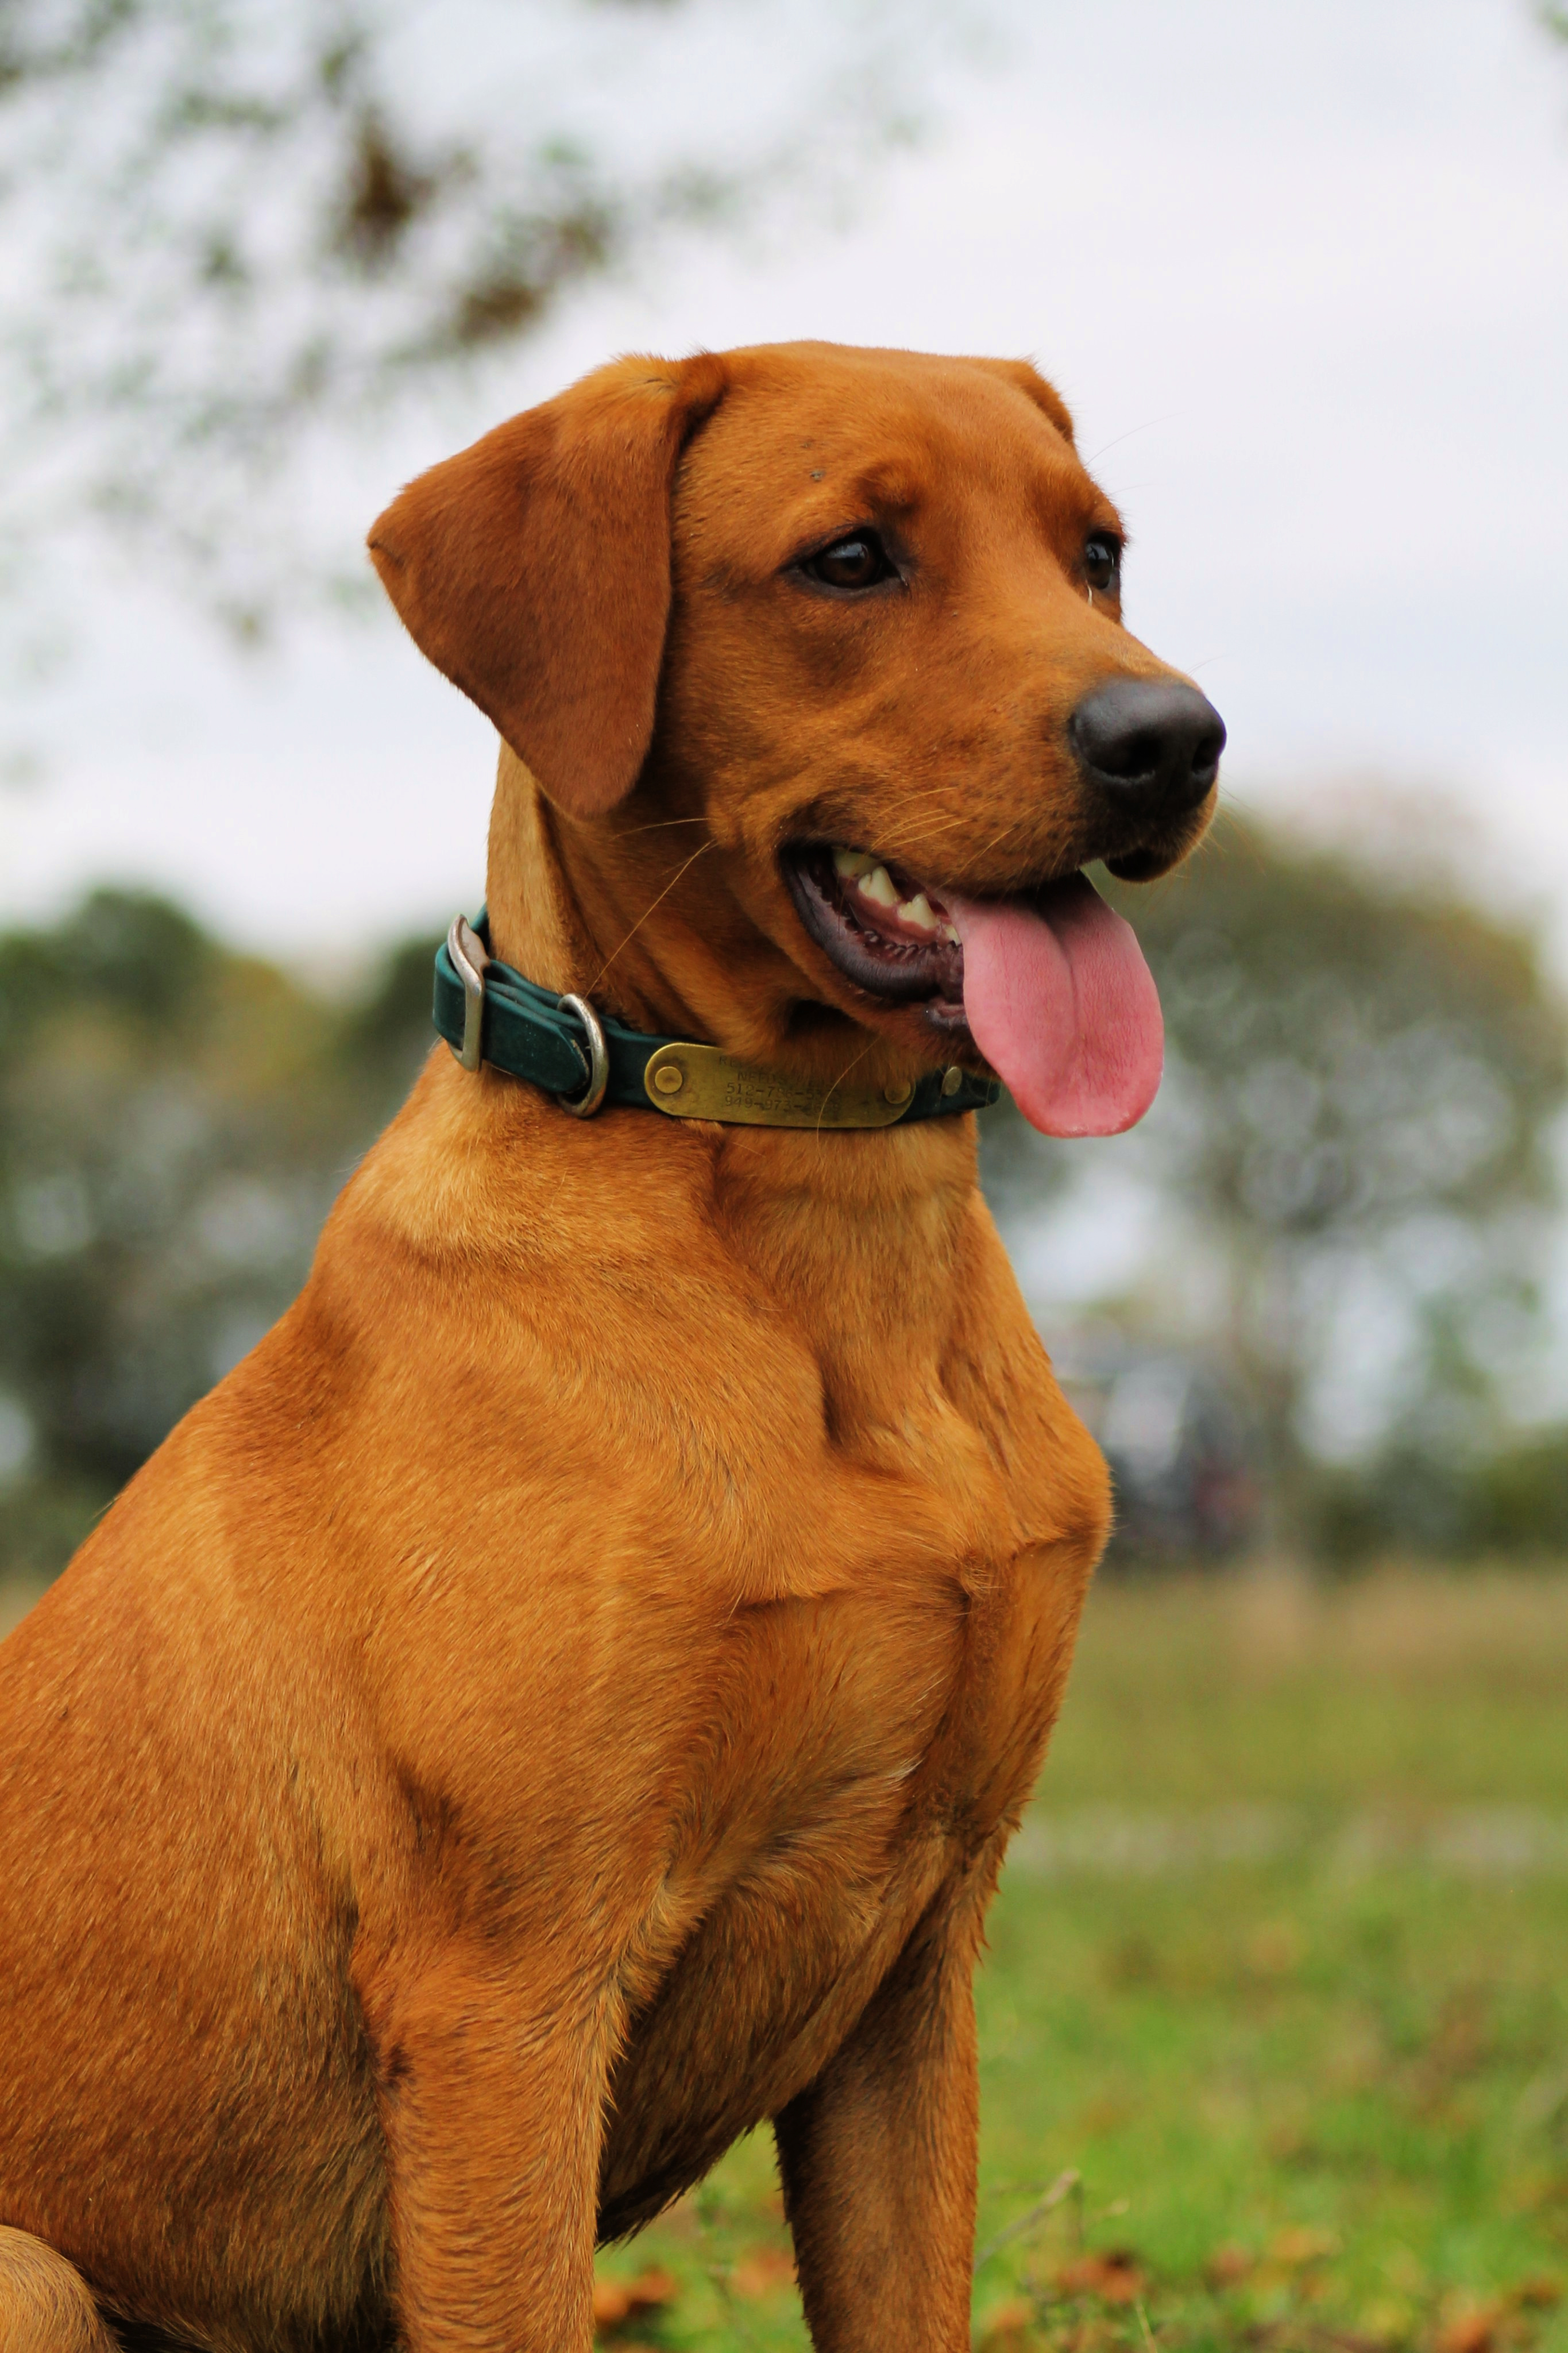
447, 916, 491, 1072
557, 993, 609, 1117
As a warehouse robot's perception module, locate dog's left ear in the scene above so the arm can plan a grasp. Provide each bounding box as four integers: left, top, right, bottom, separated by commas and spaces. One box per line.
977, 358, 1076, 448
368, 352, 728, 816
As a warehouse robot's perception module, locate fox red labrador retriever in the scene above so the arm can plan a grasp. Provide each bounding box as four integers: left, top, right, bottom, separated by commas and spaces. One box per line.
0, 340, 1221, 2352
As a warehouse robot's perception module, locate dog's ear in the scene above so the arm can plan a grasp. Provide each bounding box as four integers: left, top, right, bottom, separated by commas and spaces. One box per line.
976, 358, 1076, 448
368, 352, 728, 816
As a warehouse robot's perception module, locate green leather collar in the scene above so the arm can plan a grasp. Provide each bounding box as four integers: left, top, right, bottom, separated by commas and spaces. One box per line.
431, 915, 999, 1129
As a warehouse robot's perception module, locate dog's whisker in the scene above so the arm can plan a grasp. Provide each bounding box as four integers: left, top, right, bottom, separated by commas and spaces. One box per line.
616, 816, 713, 837
967, 812, 1036, 869
586, 840, 715, 996
813, 1039, 878, 1143
868, 810, 996, 861
1084, 412, 1172, 466
884, 804, 1034, 873
887, 802, 1034, 862
881, 809, 976, 851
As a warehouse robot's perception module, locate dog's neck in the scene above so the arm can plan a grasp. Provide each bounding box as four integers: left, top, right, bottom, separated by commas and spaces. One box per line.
484, 748, 612, 996
485, 744, 813, 1067
481, 746, 989, 1433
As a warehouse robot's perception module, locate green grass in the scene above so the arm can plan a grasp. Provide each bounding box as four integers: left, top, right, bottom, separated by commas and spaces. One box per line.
7, 1567, 1565, 2351
596, 1570, 1568, 2353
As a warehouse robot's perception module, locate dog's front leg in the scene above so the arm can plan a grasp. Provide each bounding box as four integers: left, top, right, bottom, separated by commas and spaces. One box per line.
360, 1939, 620, 2353
774, 1902, 980, 2353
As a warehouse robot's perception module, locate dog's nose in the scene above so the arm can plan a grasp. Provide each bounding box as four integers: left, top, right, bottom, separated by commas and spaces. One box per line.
1069, 678, 1226, 819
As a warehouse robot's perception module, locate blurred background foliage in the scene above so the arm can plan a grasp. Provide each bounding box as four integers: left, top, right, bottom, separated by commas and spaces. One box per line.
0, 0, 938, 642
6, 813, 1568, 1581
0, 888, 433, 1573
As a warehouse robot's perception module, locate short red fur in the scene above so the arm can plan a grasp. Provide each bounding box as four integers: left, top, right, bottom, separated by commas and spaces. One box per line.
0, 341, 1214, 2352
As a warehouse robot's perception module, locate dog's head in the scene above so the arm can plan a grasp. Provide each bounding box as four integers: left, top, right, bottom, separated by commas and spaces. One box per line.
369, 342, 1222, 1136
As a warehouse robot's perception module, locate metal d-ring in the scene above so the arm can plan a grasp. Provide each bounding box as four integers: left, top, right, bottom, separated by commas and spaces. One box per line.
447, 915, 491, 1072
557, 993, 609, 1117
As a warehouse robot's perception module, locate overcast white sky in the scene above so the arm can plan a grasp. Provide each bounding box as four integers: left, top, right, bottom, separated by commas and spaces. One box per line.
2, 0, 1565, 969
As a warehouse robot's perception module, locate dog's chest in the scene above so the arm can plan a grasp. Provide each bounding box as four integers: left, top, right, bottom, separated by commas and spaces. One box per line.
597, 1483, 1073, 2232
535, 1178, 1102, 2232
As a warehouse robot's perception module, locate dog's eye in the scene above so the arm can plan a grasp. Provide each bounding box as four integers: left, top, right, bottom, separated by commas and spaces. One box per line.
803, 531, 895, 591
1084, 535, 1122, 594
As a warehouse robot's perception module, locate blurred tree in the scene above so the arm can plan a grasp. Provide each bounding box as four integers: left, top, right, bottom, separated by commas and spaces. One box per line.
0, 0, 943, 636
983, 815, 1568, 1559
0, 888, 437, 1575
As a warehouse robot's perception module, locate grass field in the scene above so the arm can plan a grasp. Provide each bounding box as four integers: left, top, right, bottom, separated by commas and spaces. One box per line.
594, 1569, 1568, 2353
5, 1568, 1565, 2353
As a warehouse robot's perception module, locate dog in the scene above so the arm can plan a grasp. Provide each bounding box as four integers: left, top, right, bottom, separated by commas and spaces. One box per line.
0, 340, 1222, 2353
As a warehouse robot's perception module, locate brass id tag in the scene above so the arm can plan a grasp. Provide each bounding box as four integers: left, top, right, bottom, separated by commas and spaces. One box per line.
643, 1043, 915, 1128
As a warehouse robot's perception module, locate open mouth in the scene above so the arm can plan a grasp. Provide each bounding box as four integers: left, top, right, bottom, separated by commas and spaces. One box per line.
783, 840, 1166, 1139
785, 844, 968, 1020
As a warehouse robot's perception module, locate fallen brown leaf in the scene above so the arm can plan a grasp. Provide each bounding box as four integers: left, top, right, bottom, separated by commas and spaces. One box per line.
592, 2267, 677, 2335
729, 2246, 797, 2300
1055, 2250, 1145, 2305
1208, 2244, 1257, 2289
1506, 2279, 1562, 2312
977, 2293, 1038, 2352
1434, 2301, 1505, 2353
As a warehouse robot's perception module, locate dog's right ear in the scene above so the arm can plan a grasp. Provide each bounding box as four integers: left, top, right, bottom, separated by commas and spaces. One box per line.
368, 352, 727, 817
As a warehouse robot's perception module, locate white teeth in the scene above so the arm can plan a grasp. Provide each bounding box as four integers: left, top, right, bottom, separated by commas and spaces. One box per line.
831, 845, 876, 880
831, 846, 956, 946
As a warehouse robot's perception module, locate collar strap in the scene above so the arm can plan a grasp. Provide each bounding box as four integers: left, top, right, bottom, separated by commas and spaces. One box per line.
432, 916, 999, 1129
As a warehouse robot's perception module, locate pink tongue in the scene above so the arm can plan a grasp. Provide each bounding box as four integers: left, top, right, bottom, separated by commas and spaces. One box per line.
946, 875, 1164, 1136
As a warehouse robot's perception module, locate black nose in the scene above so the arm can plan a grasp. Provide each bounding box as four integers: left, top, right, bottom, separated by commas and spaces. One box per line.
1069, 677, 1226, 819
